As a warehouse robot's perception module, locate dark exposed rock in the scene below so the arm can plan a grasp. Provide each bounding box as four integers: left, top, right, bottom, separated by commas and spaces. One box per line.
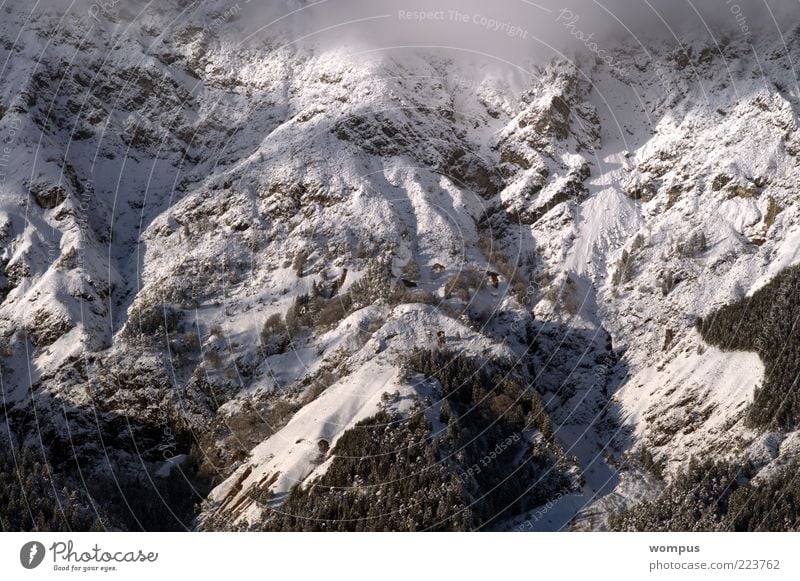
711, 173, 733, 191
30, 308, 74, 347
29, 183, 67, 209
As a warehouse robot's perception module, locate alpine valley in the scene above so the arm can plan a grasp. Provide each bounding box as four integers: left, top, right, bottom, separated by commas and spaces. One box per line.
1, 0, 800, 532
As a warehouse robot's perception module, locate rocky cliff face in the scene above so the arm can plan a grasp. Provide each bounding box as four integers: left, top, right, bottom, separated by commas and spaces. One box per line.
1, 2, 799, 531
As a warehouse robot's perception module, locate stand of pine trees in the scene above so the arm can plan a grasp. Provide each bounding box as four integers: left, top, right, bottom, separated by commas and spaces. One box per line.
0, 441, 104, 531
263, 409, 471, 531
1, 433, 210, 531
405, 348, 568, 525
260, 349, 571, 531
697, 264, 800, 430
609, 458, 800, 531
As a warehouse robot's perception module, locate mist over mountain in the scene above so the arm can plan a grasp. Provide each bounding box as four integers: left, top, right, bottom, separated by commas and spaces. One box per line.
239, 0, 796, 59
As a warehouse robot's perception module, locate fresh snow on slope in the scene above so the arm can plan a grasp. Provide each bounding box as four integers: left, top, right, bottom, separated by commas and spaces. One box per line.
3, 2, 800, 531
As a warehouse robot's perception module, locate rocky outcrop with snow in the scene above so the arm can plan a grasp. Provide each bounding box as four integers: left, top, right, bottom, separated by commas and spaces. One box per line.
2, 2, 800, 530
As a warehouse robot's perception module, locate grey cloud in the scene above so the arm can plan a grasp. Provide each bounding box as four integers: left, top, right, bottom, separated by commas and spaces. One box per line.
237, 0, 800, 63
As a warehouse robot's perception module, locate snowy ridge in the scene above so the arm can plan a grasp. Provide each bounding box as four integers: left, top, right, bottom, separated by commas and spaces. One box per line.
2, 2, 800, 530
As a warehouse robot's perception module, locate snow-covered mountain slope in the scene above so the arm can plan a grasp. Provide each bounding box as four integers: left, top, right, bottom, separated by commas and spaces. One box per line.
2, 2, 800, 531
